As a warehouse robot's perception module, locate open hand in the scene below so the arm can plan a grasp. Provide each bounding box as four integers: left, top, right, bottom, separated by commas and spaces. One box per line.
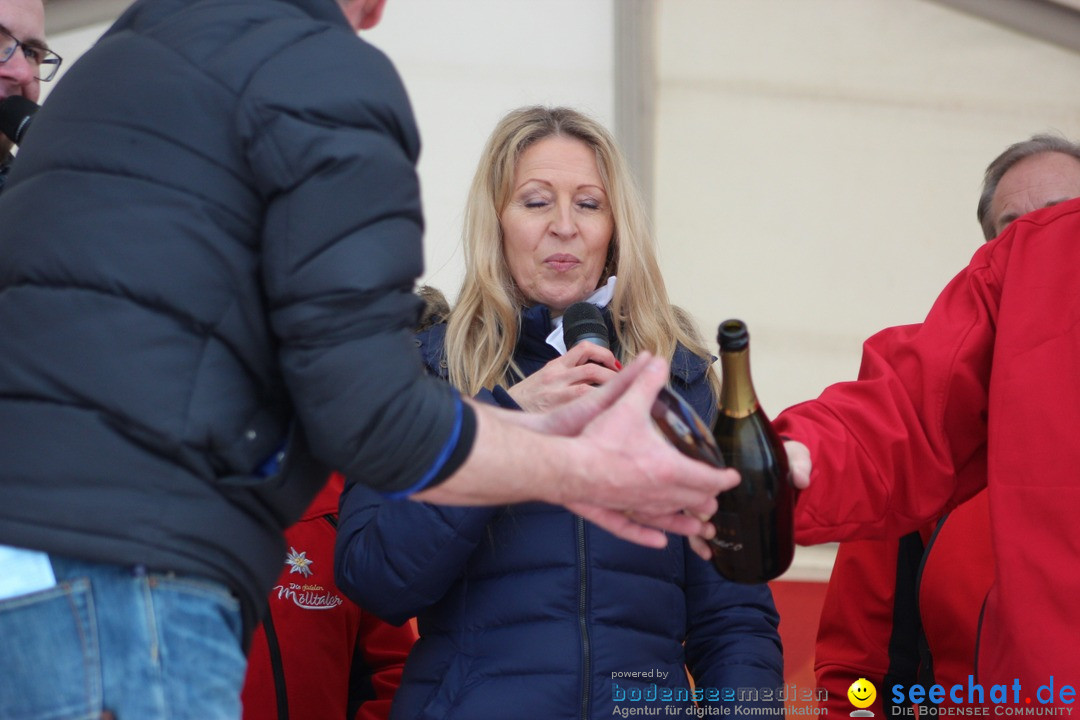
540, 353, 740, 548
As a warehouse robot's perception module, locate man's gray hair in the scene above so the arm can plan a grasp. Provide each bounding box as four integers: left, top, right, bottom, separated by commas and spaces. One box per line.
977, 133, 1080, 241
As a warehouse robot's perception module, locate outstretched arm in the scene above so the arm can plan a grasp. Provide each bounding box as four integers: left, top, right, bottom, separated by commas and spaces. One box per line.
415, 354, 740, 551
776, 238, 1002, 544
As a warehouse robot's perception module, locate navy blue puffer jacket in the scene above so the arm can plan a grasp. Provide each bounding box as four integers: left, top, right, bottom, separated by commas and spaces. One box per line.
336, 306, 784, 719
0, 0, 466, 633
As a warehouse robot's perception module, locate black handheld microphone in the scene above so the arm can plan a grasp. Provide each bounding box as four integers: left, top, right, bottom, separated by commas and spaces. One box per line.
562, 302, 611, 349
562, 302, 725, 468
0, 95, 39, 146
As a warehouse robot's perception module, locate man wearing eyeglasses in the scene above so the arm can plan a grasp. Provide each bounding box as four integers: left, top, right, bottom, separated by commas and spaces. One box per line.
0, 0, 59, 194
0, 0, 742, 718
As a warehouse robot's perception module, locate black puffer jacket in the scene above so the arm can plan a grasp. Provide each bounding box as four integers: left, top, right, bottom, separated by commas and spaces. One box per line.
0, 0, 468, 632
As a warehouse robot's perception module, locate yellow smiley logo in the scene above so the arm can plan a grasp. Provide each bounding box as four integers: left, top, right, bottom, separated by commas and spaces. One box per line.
847, 678, 877, 709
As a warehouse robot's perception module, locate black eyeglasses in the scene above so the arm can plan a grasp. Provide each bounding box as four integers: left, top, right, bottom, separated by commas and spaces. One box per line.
0, 27, 62, 82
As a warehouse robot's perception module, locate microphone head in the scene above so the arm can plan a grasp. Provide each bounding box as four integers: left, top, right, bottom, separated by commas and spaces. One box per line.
562, 302, 610, 349
0, 95, 39, 145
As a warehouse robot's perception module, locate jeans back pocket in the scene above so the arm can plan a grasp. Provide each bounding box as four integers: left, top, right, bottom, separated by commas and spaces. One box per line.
0, 578, 101, 720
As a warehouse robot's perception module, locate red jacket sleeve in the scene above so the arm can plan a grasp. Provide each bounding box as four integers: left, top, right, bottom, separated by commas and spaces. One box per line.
775, 242, 1000, 544
777, 199, 1080, 691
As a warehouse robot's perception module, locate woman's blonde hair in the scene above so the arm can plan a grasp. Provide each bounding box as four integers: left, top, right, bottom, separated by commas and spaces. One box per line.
445, 105, 719, 399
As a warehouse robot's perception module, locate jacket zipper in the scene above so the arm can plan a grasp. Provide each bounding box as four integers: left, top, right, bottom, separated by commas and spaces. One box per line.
577, 515, 591, 719
262, 609, 290, 719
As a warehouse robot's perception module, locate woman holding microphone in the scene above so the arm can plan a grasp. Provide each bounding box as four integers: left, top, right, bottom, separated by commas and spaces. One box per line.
335, 106, 783, 719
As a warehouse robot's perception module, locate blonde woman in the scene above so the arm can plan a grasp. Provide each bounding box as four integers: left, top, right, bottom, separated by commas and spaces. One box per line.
335, 106, 782, 719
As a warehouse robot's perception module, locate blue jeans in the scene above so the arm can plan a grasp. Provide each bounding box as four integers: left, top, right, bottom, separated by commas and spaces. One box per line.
0, 554, 246, 720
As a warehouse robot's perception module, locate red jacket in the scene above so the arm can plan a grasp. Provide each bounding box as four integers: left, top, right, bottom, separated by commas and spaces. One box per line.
242, 473, 418, 720
815, 490, 994, 716
776, 198, 1080, 703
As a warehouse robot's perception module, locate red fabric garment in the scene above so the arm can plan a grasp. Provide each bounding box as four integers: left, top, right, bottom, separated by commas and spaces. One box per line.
916, 492, 995, 699
815, 490, 993, 716
241, 473, 417, 720
776, 197, 1080, 702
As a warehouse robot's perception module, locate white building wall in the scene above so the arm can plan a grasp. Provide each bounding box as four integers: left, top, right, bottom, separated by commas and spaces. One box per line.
360, 0, 616, 298
654, 0, 1080, 416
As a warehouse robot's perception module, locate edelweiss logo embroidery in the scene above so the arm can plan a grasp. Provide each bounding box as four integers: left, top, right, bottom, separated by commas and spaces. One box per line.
285, 546, 314, 578
276, 546, 344, 610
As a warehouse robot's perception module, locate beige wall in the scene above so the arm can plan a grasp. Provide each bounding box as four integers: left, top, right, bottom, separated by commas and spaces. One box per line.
364, 0, 616, 300
654, 0, 1080, 415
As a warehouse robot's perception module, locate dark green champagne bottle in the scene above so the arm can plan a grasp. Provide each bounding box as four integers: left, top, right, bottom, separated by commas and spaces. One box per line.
708, 319, 794, 583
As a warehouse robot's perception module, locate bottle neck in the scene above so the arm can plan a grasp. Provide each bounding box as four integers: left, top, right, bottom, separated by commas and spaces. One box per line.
718, 347, 759, 419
